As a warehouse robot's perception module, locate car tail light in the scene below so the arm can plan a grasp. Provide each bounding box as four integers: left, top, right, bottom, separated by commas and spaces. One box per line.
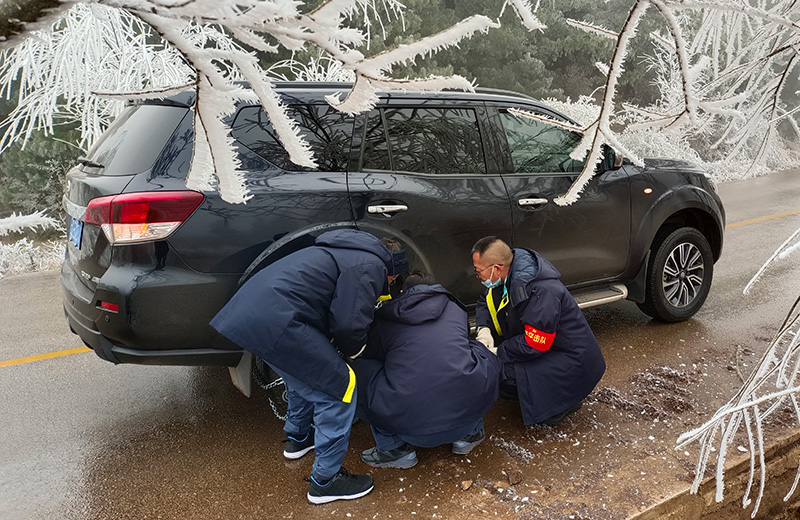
84, 191, 204, 244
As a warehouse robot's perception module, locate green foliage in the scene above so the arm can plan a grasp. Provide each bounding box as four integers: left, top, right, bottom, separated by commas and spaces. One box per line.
0, 127, 82, 222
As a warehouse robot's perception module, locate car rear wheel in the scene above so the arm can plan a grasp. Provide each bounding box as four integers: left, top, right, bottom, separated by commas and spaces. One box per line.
253, 358, 288, 420
637, 227, 714, 322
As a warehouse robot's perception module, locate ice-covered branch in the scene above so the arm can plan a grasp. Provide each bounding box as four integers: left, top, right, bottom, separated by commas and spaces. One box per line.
678, 232, 800, 517
565, 18, 618, 40
326, 15, 499, 114
554, 0, 650, 206
743, 228, 800, 296
507, 107, 584, 133
501, 0, 546, 32
0, 211, 59, 236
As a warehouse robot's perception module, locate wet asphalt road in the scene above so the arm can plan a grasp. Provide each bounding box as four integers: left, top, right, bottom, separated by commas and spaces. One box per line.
1, 169, 799, 520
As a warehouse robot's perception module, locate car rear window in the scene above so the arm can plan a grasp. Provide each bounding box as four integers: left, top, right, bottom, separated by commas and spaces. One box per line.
231, 104, 354, 172
362, 107, 486, 175
85, 105, 189, 175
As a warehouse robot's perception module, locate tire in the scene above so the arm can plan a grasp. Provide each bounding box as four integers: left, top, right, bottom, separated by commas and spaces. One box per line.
637, 227, 714, 322
253, 358, 288, 420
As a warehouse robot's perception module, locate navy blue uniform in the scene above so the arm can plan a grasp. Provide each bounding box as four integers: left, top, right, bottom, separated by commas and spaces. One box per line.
210, 229, 406, 480
352, 284, 500, 439
211, 229, 405, 401
476, 248, 605, 425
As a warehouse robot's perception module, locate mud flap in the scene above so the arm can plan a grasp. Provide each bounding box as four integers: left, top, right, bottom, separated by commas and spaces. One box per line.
228, 350, 253, 397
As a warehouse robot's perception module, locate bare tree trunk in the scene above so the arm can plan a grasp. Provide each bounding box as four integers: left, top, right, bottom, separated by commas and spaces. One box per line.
0, 0, 72, 49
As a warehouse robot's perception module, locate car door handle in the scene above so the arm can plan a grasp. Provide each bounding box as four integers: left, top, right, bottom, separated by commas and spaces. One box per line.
368, 204, 408, 214
518, 198, 549, 206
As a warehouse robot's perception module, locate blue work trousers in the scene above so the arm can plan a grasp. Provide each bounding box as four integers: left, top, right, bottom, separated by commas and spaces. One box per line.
271, 366, 356, 481
371, 418, 484, 451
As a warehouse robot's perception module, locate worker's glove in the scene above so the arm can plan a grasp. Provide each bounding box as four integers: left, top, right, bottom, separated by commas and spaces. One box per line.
476, 327, 497, 355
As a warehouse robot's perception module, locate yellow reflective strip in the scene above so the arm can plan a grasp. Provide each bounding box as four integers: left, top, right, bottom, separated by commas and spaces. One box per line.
342, 364, 356, 403
487, 290, 504, 337
0, 346, 91, 367
377, 294, 392, 302
499, 292, 509, 311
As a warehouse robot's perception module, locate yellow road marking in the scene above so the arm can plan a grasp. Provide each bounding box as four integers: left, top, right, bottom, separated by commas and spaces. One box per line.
0, 346, 91, 367
727, 210, 800, 229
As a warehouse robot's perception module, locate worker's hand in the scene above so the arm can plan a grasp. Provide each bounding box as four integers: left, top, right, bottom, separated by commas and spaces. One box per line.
476, 327, 497, 355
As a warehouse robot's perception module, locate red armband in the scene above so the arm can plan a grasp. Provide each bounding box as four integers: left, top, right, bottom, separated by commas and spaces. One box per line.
524, 324, 555, 351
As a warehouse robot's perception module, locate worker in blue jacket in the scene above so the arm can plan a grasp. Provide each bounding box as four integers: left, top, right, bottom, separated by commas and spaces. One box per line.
350, 272, 501, 468
210, 229, 407, 504
471, 236, 605, 426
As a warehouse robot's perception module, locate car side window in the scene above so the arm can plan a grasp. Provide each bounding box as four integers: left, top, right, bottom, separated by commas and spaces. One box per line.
362, 107, 486, 174
232, 104, 353, 172
499, 110, 585, 174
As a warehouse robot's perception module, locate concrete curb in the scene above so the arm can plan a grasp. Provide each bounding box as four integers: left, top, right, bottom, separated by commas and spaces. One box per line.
631, 432, 800, 519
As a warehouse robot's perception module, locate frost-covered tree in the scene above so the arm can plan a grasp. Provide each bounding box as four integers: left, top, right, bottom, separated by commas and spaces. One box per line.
0, 0, 799, 514
0, 0, 546, 203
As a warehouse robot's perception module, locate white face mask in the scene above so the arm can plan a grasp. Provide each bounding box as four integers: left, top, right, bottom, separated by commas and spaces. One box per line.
481, 265, 502, 289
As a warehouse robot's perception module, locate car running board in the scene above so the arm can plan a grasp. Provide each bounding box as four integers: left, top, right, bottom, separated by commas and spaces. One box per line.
571, 284, 629, 309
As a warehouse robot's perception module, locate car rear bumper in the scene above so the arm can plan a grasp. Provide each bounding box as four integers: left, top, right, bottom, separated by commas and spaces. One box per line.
61, 254, 243, 367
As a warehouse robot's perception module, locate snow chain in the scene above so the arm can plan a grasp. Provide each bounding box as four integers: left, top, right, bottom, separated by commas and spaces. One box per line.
252, 364, 288, 422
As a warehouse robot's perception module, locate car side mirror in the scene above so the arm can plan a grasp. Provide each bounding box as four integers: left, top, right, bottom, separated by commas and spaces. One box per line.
601, 144, 623, 171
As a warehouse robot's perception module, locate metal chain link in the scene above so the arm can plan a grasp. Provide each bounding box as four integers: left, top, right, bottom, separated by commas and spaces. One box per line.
252, 364, 288, 421
268, 398, 288, 422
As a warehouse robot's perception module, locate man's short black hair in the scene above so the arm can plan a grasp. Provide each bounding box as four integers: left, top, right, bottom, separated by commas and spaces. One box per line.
471, 236, 500, 256
402, 271, 436, 291
471, 236, 513, 265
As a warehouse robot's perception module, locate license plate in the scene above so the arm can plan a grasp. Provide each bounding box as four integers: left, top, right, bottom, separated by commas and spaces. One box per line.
69, 217, 83, 249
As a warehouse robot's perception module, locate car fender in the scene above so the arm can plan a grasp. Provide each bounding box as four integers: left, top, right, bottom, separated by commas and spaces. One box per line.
238, 221, 433, 287
629, 184, 725, 274
238, 221, 356, 287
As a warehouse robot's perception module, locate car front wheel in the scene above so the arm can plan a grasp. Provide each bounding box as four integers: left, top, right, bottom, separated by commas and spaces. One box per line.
638, 226, 714, 322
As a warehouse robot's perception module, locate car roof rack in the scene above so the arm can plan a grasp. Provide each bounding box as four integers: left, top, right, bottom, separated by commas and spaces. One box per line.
270, 81, 538, 101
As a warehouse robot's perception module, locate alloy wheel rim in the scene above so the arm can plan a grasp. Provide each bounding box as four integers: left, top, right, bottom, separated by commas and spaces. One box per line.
662, 242, 704, 308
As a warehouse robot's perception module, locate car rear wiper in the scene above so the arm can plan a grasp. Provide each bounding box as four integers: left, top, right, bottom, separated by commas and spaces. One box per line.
77, 157, 104, 168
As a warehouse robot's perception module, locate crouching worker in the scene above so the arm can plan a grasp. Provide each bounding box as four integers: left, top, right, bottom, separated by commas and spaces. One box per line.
471, 237, 605, 426
350, 272, 501, 469
210, 230, 407, 504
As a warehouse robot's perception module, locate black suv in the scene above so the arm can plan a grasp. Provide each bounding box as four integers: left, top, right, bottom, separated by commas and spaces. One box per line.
61, 82, 725, 390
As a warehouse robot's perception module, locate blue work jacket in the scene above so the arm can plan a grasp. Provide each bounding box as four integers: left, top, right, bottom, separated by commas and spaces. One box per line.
210, 229, 404, 402
476, 248, 606, 425
352, 284, 500, 436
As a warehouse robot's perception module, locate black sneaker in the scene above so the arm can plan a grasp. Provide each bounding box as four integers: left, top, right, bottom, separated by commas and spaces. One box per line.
283, 432, 314, 460
451, 428, 485, 455
361, 443, 418, 469
306, 467, 374, 504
